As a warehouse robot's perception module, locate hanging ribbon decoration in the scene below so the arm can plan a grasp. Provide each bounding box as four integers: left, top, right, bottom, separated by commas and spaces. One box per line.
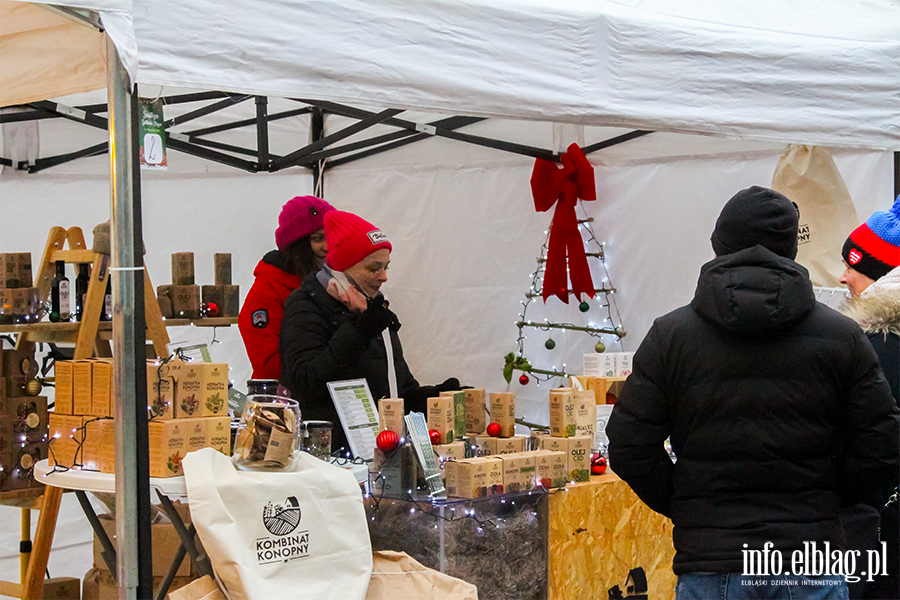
530, 143, 596, 303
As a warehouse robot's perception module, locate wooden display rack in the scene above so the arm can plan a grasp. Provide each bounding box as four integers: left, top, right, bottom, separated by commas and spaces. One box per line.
1, 226, 173, 600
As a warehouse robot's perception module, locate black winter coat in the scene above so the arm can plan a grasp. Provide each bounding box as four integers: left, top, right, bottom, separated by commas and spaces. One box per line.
607, 246, 900, 575
279, 273, 420, 453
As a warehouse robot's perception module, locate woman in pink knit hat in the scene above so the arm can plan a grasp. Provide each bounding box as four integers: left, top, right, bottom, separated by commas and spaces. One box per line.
279, 210, 461, 455
238, 195, 335, 380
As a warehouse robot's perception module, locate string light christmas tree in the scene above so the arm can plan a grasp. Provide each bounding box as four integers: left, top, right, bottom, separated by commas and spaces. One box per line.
503, 144, 626, 386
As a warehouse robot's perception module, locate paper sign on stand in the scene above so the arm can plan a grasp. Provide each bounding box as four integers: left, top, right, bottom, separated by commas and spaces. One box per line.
327, 378, 379, 462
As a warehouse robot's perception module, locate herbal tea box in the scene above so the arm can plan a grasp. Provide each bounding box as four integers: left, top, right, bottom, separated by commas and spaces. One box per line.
184, 417, 209, 454
147, 361, 175, 420
81, 417, 104, 471
445, 457, 503, 498
54, 361, 73, 415
567, 435, 592, 482
73, 360, 93, 415
464, 388, 486, 434
574, 390, 597, 439
90, 359, 114, 417
534, 450, 568, 488
177, 362, 228, 417
99, 419, 116, 474
500, 451, 536, 493
549, 387, 576, 438
48, 414, 83, 467
378, 398, 404, 436
148, 419, 188, 478
440, 390, 466, 441
489, 392, 516, 438
539, 436, 567, 453
426, 396, 454, 444
208, 416, 232, 455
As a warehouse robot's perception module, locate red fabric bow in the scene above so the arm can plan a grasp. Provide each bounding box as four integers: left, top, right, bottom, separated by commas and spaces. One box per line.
530, 143, 596, 303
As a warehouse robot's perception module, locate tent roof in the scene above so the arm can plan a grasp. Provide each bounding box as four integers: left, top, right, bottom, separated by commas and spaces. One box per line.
4, 0, 900, 150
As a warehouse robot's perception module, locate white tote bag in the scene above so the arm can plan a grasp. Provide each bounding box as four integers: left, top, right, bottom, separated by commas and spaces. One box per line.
182, 448, 373, 600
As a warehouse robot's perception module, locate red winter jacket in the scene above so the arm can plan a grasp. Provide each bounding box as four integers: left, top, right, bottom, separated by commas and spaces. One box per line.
238, 251, 301, 380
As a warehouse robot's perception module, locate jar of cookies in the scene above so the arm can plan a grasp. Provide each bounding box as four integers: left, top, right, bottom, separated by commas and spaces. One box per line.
232, 395, 300, 471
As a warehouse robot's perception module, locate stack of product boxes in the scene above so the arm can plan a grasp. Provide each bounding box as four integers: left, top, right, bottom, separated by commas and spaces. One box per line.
0, 252, 40, 324
157, 252, 239, 319
0, 345, 49, 491
49, 358, 232, 478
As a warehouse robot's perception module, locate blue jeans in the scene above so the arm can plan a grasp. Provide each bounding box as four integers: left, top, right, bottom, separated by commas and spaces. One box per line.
676, 573, 848, 600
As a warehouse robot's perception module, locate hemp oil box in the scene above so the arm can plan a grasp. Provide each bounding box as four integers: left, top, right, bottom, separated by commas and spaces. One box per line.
439, 390, 466, 441
500, 452, 536, 493
378, 398, 404, 436
549, 387, 576, 438
464, 388, 486, 434
574, 390, 597, 439
433, 441, 466, 481
445, 457, 503, 499
148, 419, 188, 478
426, 396, 454, 444
534, 450, 568, 489
489, 392, 516, 438
539, 436, 567, 454
568, 435, 592, 482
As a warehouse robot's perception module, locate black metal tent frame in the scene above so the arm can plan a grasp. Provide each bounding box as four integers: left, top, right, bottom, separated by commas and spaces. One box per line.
0, 91, 653, 186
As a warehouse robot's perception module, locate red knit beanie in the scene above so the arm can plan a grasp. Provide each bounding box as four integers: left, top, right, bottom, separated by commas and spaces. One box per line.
275, 196, 335, 251
324, 211, 392, 271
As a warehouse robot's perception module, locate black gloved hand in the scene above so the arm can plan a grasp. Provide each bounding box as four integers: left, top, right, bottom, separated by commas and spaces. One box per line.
404, 385, 438, 414
435, 378, 462, 392
354, 298, 399, 338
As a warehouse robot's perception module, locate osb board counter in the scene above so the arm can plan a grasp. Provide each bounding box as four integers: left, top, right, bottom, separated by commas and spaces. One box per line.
547, 470, 676, 600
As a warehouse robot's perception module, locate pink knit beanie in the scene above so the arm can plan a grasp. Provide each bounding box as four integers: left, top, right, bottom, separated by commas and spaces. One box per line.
324, 211, 392, 271
275, 196, 335, 251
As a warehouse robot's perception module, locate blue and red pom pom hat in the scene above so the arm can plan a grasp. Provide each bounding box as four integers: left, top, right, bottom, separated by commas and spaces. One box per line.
842, 195, 900, 281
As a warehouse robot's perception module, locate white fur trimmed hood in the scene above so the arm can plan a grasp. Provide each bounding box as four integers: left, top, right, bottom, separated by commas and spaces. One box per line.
841, 266, 900, 335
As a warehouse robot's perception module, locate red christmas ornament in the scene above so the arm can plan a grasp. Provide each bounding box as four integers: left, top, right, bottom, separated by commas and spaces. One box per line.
428, 429, 442, 445
606, 392, 617, 404
376, 429, 400, 453
206, 302, 219, 317
486, 423, 501, 437
591, 454, 607, 475
518, 374, 529, 385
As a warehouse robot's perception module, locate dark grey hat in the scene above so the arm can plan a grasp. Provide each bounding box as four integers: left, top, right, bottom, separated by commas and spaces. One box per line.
711, 186, 798, 259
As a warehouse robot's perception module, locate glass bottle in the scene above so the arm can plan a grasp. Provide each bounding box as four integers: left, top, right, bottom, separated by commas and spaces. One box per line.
49, 260, 70, 322
100, 277, 112, 321
74, 263, 90, 321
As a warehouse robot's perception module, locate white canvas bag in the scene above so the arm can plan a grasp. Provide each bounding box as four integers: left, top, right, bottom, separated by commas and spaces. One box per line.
182, 448, 373, 600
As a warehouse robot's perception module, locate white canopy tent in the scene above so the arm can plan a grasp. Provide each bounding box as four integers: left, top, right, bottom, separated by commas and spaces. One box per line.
1, 0, 898, 597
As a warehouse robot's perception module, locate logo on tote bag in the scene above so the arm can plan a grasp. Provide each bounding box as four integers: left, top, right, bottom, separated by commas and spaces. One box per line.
257, 496, 310, 565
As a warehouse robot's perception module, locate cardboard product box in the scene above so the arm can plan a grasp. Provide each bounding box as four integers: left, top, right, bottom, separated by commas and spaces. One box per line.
5, 441, 47, 490
147, 361, 175, 420
9, 287, 41, 322
99, 419, 116, 474
534, 450, 568, 489
171, 252, 195, 286
549, 387, 576, 438
0, 453, 10, 490
81, 417, 106, 471
439, 390, 466, 441
488, 392, 516, 438
214, 253, 232, 286
539, 435, 567, 454
584, 353, 617, 378
30, 576, 79, 600
567, 435, 591, 483
196, 363, 229, 417
83, 567, 195, 600
208, 416, 231, 455
156, 284, 173, 318
49, 414, 84, 467
0, 253, 19, 288
93, 506, 193, 577
570, 376, 608, 404
184, 417, 209, 454
445, 457, 504, 498
500, 451, 536, 493
463, 388, 486, 434
474, 434, 527, 456
574, 390, 597, 439
3, 395, 49, 443
55, 360, 74, 414
2, 346, 38, 380
170, 284, 201, 319
0, 288, 13, 324
426, 395, 454, 444
201, 285, 224, 314
17, 252, 33, 288
221, 285, 240, 318
73, 360, 94, 415
90, 359, 114, 417
616, 352, 635, 377
432, 441, 465, 481
373, 444, 414, 498
176, 362, 204, 418
148, 419, 188, 477
378, 397, 404, 436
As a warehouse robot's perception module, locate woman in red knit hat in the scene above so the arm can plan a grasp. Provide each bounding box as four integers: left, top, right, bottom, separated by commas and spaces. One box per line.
238, 195, 335, 380
279, 210, 460, 455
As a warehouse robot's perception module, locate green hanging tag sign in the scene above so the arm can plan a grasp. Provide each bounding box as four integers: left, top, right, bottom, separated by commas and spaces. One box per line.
139, 98, 167, 170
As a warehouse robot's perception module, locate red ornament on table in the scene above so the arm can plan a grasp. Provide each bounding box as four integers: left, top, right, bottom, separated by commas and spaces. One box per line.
486, 422, 501, 438
518, 374, 529, 385
376, 429, 400, 453
606, 392, 617, 404
428, 429, 442, 445
206, 302, 219, 317
591, 453, 607, 475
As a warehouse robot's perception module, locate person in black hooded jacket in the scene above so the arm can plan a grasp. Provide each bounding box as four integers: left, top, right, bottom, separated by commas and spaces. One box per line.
607, 186, 900, 600
280, 210, 459, 454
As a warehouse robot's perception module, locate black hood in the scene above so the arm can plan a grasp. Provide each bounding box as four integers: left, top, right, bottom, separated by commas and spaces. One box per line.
262, 249, 288, 271
691, 245, 815, 333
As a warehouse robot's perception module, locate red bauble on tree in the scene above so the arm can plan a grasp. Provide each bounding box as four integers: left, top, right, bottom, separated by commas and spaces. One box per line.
486, 422, 501, 438
428, 429, 442, 445
376, 429, 400, 453
519, 374, 529, 385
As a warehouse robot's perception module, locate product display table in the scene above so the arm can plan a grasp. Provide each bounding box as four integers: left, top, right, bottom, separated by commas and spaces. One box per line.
547, 470, 676, 600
